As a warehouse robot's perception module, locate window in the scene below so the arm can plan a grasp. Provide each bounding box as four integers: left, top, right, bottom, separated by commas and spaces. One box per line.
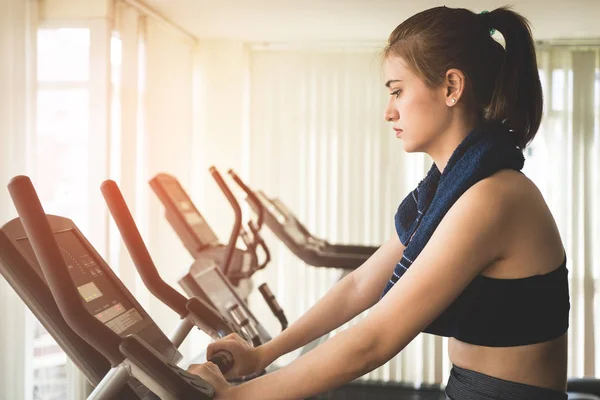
32, 27, 91, 400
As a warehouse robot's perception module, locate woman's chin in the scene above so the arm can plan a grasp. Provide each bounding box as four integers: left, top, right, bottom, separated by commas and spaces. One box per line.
401, 141, 419, 153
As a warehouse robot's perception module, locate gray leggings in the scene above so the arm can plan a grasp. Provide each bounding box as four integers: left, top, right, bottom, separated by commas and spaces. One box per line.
445, 365, 567, 400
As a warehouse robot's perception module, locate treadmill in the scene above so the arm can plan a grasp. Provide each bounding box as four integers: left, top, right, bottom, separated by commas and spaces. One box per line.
2, 175, 231, 399
270, 197, 378, 257
0, 216, 144, 398
102, 179, 274, 347
227, 170, 377, 270
150, 169, 288, 333
150, 169, 268, 300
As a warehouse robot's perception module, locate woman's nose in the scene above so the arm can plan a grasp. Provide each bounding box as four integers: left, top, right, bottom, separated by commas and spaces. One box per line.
384, 101, 399, 122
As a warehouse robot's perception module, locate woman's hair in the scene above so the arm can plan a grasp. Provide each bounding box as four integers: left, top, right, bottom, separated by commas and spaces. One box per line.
384, 6, 543, 149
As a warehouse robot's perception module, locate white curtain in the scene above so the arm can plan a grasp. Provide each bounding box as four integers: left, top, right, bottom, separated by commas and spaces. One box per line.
246, 45, 600, 385
525, 46, 600, 378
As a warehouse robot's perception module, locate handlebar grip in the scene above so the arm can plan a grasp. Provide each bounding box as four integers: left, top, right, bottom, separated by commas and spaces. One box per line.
208, 350, 234, 374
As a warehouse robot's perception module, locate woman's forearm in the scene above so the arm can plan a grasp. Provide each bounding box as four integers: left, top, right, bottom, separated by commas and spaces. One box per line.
258, 236, 405, 369
224, 325, 379, 400
258, 270, 372, 368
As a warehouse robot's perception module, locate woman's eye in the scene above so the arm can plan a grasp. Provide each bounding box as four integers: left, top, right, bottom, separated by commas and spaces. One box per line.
390, 90, 402, 98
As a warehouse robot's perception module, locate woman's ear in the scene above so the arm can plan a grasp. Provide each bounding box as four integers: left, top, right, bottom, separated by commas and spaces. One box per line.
444, 69, 466, 107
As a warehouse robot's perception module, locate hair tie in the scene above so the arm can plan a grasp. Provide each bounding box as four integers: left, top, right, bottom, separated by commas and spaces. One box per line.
479, 10, 496, 36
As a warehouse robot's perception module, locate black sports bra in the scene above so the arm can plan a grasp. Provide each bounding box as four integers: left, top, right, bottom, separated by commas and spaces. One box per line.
423, 255, 570, 347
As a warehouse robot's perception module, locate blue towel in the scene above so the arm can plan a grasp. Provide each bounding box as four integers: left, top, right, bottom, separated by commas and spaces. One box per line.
382, 121, 525, 297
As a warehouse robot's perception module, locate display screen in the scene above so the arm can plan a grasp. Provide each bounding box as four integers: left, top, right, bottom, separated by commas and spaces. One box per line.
255, 193, 308, 244
162, 179, 220, 245
255, 192, 286, 223
17, 230, 144, 336
193, 267, 237, 311
272, 199, 292, 218
78, 282, 103, 302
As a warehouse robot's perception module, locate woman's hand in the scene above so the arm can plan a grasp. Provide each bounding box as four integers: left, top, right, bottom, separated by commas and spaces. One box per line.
207, 333, 266, 379
187, 361, 232, 398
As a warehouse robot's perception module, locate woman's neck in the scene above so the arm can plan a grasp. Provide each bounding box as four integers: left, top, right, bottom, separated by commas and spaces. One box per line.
428, 114, 480, 173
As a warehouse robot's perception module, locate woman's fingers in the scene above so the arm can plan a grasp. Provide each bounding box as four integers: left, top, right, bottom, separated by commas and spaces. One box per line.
207, 335, 239, 359
187, 362, 230, 393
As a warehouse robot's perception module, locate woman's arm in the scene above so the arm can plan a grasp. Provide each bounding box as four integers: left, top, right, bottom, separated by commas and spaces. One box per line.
258, 233, 405, 368
211, 178, 510, 399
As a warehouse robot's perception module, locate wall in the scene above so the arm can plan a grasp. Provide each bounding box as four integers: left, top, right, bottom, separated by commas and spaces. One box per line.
190, 39, 249, 242
39, 0, 111, 20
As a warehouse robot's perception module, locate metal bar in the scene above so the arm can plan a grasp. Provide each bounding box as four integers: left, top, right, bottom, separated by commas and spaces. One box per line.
87, 364, 131, 400
169, 317, 195, 348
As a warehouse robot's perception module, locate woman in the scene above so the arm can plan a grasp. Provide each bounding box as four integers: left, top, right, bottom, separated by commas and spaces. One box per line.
189, 6, 570, 399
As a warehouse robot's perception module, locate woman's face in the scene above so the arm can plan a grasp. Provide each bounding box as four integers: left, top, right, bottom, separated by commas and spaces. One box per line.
383, 56, 451, 153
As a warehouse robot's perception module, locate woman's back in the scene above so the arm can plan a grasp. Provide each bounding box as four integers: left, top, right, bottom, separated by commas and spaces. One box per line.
449, 169, 567, 391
